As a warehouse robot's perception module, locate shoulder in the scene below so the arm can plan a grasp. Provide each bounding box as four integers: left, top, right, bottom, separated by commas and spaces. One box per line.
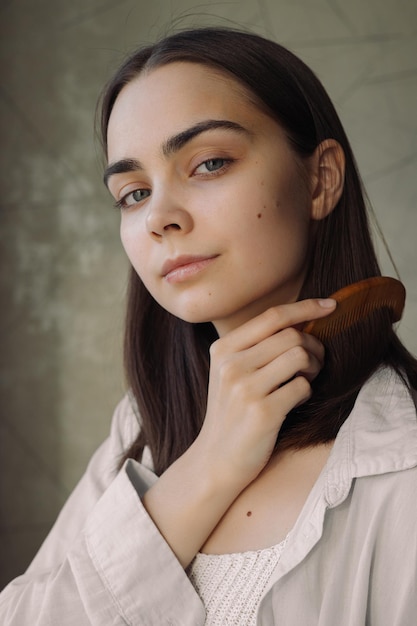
108, 393, 154, 471
341, 368, 417, 473
323, 367, 417, 509
354, 463, 417, 508
24, 394, 142, 574
109, 392, 141, 452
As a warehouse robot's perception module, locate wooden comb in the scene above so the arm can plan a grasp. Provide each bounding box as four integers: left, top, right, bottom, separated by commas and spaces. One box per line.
303, 276, 406, 341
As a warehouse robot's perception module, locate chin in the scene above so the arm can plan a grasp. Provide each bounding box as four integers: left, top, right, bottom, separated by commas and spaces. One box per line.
171, 309, 215, 325
158, 296, 224, 325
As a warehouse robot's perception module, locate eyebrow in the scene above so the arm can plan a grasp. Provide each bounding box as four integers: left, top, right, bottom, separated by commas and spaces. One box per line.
103, 119, 250, 188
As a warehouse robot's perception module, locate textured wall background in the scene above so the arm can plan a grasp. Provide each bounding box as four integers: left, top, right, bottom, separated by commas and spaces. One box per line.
1, 0, 416, 588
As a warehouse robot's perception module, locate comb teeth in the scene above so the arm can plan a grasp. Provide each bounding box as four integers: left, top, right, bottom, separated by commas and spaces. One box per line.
303, 277, 406, 342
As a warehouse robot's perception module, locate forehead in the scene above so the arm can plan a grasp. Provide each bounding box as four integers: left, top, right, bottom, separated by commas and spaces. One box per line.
116, 61, 255, 110
106, 62, 267, 156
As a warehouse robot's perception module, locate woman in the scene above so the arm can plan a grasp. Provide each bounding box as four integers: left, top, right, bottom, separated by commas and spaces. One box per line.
1, 27, 417, 625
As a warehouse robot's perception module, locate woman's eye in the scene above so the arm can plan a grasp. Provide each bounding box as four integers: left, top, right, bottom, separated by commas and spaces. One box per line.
194, 158, 230, 175
115, 188, 151, 210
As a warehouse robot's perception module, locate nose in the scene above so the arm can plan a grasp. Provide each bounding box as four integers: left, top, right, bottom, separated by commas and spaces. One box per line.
146, 188, 194, 240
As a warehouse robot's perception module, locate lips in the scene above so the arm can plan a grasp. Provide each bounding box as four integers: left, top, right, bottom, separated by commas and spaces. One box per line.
161, 254, 218, 282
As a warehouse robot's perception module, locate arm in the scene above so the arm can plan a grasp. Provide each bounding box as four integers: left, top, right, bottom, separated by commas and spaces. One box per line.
143, 298, 336, 568
0, 397, 204, 625
0, 298, 335, 624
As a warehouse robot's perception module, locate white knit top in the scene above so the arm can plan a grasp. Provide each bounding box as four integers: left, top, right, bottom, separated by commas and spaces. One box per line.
187, 538, 287, 625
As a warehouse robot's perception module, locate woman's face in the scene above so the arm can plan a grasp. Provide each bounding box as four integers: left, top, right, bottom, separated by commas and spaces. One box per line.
106, 62, 315, 335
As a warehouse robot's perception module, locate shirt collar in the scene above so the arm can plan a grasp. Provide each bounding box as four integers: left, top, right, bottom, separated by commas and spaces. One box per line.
324, 367, 417, 507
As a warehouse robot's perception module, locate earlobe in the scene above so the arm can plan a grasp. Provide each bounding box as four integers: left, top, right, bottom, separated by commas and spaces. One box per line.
310, 139, 345, 221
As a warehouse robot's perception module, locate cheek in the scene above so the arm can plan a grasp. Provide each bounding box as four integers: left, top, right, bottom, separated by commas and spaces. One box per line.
119, 223, 134, 262
270, 174, 312, 235
247, 195, 311, 268
120, 219, 148, 274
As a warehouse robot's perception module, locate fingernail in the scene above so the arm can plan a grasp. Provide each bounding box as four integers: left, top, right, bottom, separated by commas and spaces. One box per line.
318, 298, 337, 308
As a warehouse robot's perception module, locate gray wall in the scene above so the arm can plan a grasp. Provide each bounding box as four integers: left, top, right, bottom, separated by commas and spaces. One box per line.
1, 0, 416, 588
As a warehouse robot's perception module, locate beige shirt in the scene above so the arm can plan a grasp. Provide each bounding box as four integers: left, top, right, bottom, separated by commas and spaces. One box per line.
1, 367, 417, 625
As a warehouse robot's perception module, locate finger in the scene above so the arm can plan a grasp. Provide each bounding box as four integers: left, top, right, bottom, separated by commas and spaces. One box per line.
245, 327, 325, 371
217, 298, 336, 352
265, 375, 313, 418
253, 344, 323, 397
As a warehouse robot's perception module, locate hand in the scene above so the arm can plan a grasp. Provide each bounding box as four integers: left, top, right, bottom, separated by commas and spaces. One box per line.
193, 298, 336, 493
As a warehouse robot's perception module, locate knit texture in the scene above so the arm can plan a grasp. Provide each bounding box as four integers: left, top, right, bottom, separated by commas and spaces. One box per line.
187, 539, 287, 625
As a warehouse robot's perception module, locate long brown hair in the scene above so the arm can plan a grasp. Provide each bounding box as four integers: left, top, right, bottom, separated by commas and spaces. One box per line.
99, 27, 417, 475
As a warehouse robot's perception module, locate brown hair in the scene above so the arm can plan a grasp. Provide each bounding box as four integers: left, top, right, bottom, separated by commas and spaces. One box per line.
99, 27, 417, 475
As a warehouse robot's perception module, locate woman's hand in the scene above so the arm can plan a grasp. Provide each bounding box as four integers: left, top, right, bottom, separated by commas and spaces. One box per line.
193, 298, 336, 492
143, 297, 335, 568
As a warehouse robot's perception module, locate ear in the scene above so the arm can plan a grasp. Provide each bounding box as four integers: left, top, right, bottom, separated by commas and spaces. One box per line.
310, 139, 345, 221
